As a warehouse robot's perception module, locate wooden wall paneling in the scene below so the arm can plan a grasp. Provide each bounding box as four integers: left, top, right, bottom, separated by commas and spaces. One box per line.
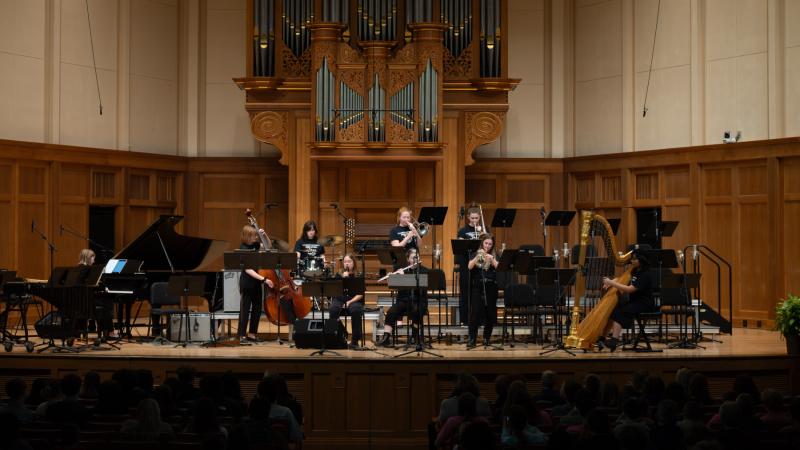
90, 168, 120, 204
345, 374, 373, 431
309, 373, 335, 432
738, 201, 770, 319
464, 176, 497, 205
633, 171, 660, 205
782, 158, 800, 297
664, 167, 691, 201
574, 174, 594, 207
412, 166, 436, 204
127, 171, 153, 205
598, 172, 623, 206
17, 164, 49, 278
345, 167, 410, 202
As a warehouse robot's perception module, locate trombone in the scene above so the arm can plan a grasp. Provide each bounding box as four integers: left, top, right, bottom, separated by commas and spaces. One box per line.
410, 215, 429, 237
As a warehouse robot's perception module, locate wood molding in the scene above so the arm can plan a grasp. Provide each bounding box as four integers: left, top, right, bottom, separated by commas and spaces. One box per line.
250, 111, 290, 165
463, 111, 506, 166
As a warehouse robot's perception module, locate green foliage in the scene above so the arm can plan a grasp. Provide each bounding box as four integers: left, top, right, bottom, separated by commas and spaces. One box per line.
775, 294, 800, 336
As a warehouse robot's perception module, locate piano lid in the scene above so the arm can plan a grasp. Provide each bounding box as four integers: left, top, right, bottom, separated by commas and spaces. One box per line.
114, 215, 229, 272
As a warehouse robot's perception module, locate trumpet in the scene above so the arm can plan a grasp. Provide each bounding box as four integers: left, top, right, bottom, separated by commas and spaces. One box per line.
476, 249, 492, 270
410, 216, 429, 237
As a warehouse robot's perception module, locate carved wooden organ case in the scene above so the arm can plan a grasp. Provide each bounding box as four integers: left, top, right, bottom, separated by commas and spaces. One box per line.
236, 0, 519, 158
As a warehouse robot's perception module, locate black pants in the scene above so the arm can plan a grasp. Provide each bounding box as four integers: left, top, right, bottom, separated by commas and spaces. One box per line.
385, 297, 427, 327
239, 287, 262, 336
115, 299, 132, 336
329, 299, 364, 344
468, 280, 498, 339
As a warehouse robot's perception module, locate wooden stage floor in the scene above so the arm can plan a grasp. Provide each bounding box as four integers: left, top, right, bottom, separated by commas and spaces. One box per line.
0, 327, 788, 361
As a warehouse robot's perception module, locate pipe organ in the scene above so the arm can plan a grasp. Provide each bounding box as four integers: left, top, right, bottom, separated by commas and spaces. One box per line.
237, 0, 518, 238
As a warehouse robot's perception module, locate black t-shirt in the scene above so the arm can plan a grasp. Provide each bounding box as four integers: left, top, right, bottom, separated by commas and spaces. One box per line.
629, 268, 654, 305
294, 238, 325, 261
457, 225, 482, 241
469, 263, 497, 284
389, 225, 418, 250
239, 242, 261, 291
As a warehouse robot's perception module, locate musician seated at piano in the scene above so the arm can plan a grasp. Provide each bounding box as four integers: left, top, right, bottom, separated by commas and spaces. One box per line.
329, 254, 364, 349
376, 247, 428, 347
78, 249, 95, 266
456, 207, 483, 325
294, 220, 325, 266
599, 250, 655, 352
466, 234, 499, 348
389, 207, 420, 251
239, 224, 274, 342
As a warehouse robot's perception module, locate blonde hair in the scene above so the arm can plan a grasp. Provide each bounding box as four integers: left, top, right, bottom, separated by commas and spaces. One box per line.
396, 206, 412, 225
342, 253, 356, 270
241, 224, 259, 244
78, 249, 95, 265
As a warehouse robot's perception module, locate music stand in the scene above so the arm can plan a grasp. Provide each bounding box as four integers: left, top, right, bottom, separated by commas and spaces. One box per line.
451, 239, 482, 326
543, 210, 576, 251
665, 272, 703, 349
538, 268, 578, 356
388, 273, 442, 358
418, 207, 448, 268
167, 275, 206, 348
491, 208, 517, 248
376, 247, 407, 268
301, 279, 343, 357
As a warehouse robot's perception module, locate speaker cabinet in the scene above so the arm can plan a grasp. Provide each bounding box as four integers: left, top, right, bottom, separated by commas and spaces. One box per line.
292, 318, 347, 349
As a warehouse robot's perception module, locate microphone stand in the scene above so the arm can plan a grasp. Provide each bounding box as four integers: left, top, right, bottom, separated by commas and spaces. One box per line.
33, 222, 57, 277
60, 225, 115, 256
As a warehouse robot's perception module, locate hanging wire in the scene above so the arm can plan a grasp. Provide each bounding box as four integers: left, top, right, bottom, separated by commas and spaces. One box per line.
642, 0, 661, 118
85, 0, 103, 115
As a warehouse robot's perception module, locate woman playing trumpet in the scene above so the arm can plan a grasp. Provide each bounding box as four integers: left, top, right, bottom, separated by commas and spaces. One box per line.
466, 234, 499, 348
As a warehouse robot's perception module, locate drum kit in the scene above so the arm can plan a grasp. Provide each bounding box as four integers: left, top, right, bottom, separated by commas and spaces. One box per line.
292, 235, 345, 281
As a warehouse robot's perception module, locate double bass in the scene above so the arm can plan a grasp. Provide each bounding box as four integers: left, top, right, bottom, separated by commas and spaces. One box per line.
245, 209, 312, 325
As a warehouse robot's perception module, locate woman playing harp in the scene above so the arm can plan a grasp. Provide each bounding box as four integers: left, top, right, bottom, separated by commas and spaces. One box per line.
565, 212, 634, 350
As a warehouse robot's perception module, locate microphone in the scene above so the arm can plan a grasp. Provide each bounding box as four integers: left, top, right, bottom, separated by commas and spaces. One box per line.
31, 220, 35, 233
539, 207, 546, 219
330, 202, 339, 208
459, 206, 465, 219
264, 203, 278, 209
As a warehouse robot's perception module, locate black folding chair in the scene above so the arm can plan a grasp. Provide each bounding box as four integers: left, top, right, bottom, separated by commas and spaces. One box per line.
502, 283, 535, 347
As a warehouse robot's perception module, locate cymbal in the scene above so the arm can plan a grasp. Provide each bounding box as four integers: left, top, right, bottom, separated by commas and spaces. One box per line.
319, 235, 345, 247
271, 238, 291, 252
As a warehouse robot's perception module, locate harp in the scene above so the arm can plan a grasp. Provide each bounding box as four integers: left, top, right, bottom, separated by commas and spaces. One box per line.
564, 211, 633, 349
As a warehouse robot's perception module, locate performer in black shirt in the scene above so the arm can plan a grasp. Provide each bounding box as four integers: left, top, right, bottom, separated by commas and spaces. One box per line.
600, 250, 655, 351
329, 254, 364, 349
376, 247, 428, 347
389, 207, 420, 251
466, 234, 499, 347
456, 207, 482, 324
294, 220, 325, 271
239, 224, 274, 341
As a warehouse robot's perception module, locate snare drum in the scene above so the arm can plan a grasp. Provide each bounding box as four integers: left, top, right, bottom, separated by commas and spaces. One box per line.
301, 257, 325, 278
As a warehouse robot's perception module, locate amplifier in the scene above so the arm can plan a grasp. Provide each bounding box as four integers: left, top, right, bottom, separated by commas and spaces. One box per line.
293, 318, 347, 349
223, 270, 242, 312
169, 313, 211, 342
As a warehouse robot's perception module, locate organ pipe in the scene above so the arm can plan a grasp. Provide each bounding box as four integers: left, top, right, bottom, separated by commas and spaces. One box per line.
368, 73, 385, 141
480, 0, 500, 77
282, 0, 313, 56
418, 59, 438, 142
316, 58, 336, 141
253, 0, 275, 76
358, 0, 397, 41
439, 0, 471, 57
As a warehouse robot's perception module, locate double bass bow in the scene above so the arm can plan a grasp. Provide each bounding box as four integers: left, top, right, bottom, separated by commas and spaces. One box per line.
244, 209, 311, 325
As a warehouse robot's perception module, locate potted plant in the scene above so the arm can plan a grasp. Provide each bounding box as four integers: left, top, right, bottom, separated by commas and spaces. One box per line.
775, 294, 800, 355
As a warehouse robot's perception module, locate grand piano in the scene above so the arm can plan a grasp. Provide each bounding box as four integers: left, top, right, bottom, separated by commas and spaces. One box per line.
103, 215, 229, 314
22, 216, 228, 344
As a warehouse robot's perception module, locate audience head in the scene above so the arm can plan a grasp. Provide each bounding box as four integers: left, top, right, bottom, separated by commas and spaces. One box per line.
689, 373, 711, 404
676, 367, 693, 388
493, 374, 511, 405
42, 378, 62, 402
733, 374, 759, 400
601, 381, 620, 407
541, 370, 557, 390
573, 388, 596, 418
27, 378, 49, 405
81, 371, 101, 398
134, 398, 163, 434
583, 373, 601, 400
735, 393, 756, 419
644, 376, 666, 405
153, 384, 175, 417
622, 396, 646, 420
656, 399, 679, 426
136, 369, 154, 393
761, 388, 784, 412
664, 381, 687, 406
60, 373, 82, 398
257, 375, 280, 404
191, 397, 219, 433
199, 374, 223, 400
561, 379, 582, 405
718, 401, 743, 429
452, 373, 480, 398
457, 392, 478, 419
222, 371, 242, 401
5, 378, 26, 402
630, 371, 648, 393
177, 366, 197, 385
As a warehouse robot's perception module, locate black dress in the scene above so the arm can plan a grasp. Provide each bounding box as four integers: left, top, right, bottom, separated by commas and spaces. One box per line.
609, 268, 655, 328
468, 260, 498, 340
238, 242, 262, 336
456, 225, 481, 324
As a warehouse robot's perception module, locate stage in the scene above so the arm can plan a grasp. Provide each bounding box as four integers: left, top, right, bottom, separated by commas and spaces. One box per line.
2, 328, 795, 449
